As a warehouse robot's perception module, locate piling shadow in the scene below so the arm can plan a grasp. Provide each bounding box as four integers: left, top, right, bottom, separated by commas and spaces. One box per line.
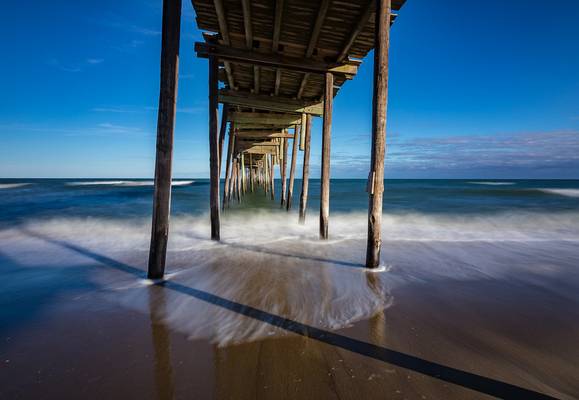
24, 230, 556, 400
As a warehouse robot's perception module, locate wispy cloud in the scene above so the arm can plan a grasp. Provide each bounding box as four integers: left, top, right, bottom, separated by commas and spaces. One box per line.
385, 130, 579, 172
48, 57, 104, 73
0, 122, 151, 138
326, 130, 579, 177
47, 59, 81, 73
91, 106, 141, 114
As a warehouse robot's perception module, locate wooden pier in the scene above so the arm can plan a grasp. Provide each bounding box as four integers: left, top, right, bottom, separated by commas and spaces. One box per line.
148, 0, 405, 278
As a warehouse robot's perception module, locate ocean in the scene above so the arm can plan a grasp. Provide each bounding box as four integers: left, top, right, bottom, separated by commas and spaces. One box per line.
1, 178, 579, 398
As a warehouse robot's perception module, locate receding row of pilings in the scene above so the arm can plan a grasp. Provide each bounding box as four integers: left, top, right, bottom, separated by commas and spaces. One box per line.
221, 121, 309, 216
147, 0, 391, 279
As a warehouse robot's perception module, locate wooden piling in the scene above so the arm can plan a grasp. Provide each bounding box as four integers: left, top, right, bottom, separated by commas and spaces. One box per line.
241, 153, 246, 194
366, 0, 391, 269
249, 153, 254, 192
286, 124, 299, 211
218, 106, 228, 174
222, 128, 234, 209
319, 72, 333, 239
209, 55, 220, 240
298, 114, 312, 224
299, 113, 306, 151
236, 157, 242, 202
269, 154, 275, 200
148, 0, 181, 280
280, 137, 288, 207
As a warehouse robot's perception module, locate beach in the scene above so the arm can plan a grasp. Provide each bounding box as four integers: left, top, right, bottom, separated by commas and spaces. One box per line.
1, 179, 579, 399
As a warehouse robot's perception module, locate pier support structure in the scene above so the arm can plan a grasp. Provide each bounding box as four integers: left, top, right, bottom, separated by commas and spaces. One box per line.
320, 72, 333, 239
366, 0, 391, 268
299, 114, 312, 224
286, 124, 299, 211
209, 55, 220, 240
148, 0, 181, 280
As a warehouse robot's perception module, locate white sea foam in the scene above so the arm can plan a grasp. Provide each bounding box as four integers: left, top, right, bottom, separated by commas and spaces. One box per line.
67, 180, 194, 187
2, 210, 578, 345
538, 189, 579, 198
468, 181, 515, 186
0, 183, 31, 189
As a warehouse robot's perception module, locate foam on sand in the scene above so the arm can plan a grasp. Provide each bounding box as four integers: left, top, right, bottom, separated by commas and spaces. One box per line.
2, 210, 579, 346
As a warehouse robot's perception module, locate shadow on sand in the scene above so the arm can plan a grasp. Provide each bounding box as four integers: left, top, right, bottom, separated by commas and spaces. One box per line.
23, 229, 555, 400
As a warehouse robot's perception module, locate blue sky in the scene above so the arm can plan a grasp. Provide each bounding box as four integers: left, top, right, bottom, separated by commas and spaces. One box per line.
1, 0, 578, 179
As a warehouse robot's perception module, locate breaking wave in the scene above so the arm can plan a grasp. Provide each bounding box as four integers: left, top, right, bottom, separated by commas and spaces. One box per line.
67, 180, 194, 187
538, 189, 579, 198
0, 183, 31, 189
468, 181, 515, 186
2, 210, 578, 345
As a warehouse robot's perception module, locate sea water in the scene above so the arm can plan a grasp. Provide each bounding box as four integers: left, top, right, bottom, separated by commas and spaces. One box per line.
1, 179, 579, 345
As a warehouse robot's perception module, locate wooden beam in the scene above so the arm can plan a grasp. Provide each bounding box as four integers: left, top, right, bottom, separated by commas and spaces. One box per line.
148, 0, 181, 280
211, 0, 236, 89
337, 0, 374, 63
241, 0, 253, 48
274, 69, 281, 96
237, 131, 294, 139
237, 139, 280, 146
299, 114, 312, 224
235, 122, 293, 129
307, 0, 331, 58
244, 146, 278, 154
254, 66, 260, 94
219, 90, 323, 115
213, 0, 230, 45
209, 56, 221, 241
297, 74, 309, 99
195, 42, 359, 77
228, 111, 302, 125
366, 0, 391, 268
319, 72, 333, 239
296, 0, 331, 99
272, 0, 284, 52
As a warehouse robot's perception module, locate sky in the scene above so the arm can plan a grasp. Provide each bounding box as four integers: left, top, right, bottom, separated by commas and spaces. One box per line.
1, 0, 578, 179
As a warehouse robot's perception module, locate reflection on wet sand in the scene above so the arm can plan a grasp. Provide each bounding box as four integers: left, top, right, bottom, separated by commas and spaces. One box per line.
148, 286, 175, 400
3, 215, 579, 399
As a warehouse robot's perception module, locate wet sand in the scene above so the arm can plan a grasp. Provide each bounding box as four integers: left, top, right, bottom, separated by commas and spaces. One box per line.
1, 215, 579, 399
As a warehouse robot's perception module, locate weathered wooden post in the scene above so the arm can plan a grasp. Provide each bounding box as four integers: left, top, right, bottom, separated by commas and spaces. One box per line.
241, 153, 246, 194
280, 137, 288, 207
235, 157, 242, 202
209, 55, 220, 240
249, 153, 255, 192
366, 0, 391, 268
298, 114, 312, 224
286, 124, 300, 211
222, 127, 234, 209
148, 0, 181, 280
269, 154, 275, 200
320, 72, 333, 239
218, 107, 228, 174
265, 155, 270, 195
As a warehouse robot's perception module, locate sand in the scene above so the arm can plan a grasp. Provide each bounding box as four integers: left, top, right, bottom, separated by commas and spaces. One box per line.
1, 215, 579, 399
